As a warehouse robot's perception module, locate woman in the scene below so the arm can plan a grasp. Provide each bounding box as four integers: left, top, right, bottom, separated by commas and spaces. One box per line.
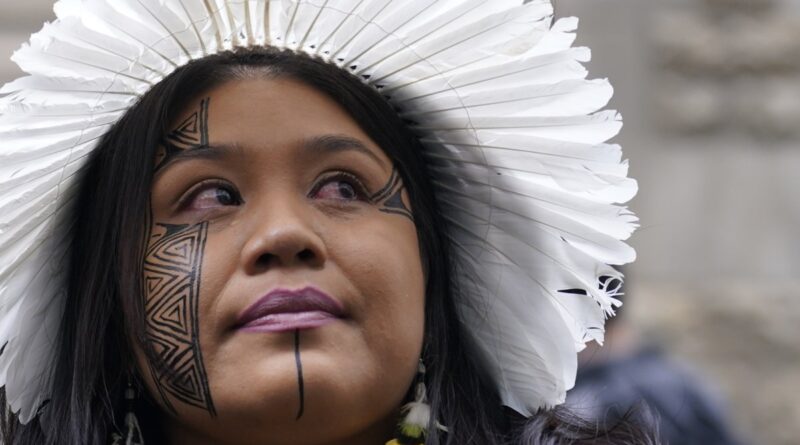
0, 1, 647, 444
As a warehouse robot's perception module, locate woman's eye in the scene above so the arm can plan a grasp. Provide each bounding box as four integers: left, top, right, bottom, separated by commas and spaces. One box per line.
311, 174, 367, 201
183, 183, 241, 210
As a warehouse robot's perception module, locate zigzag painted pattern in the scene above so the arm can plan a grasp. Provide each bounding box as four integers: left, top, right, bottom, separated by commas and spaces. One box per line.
143, 222, 216, 416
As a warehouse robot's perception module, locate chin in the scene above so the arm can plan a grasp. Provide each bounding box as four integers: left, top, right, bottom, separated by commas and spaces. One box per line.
195, 354, 397, 438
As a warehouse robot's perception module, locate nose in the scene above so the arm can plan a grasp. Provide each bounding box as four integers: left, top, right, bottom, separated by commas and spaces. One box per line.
240, 196, 327, 275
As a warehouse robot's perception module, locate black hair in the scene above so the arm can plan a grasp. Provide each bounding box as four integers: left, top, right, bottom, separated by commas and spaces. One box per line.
1, 47, 658, 445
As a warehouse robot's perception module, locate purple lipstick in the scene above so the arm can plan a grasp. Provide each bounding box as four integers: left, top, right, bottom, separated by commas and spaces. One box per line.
237, 286, 344, 333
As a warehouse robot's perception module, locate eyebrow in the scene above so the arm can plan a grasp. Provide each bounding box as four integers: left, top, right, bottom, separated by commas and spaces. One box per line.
301, 135, 387, 170
154, 142, 243, 175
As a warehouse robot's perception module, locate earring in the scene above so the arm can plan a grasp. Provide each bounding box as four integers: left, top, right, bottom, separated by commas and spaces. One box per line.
386, 359, 448, 445
111, 379, 145, 445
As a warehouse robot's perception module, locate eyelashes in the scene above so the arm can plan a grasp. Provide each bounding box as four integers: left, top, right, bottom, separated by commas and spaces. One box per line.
176, 171, 372, 214
307, 171, 371, 203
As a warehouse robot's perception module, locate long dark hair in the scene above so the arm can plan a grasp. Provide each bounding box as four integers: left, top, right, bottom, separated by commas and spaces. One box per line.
1, 47, 657, 445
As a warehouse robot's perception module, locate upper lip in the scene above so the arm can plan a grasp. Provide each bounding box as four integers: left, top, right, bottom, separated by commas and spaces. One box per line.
236, 286, 345, 327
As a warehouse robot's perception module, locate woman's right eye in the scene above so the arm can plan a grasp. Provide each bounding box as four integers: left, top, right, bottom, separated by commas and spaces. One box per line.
181, 182, 242, 212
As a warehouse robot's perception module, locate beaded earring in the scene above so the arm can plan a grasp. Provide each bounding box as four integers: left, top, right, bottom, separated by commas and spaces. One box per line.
386, 360, 447, 445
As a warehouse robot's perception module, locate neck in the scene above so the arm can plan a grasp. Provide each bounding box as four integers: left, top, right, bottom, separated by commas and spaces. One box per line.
165, 412, 397, 445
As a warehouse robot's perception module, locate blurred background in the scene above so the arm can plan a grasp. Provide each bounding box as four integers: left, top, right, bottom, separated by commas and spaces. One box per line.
0, 1, 797, 444
554, 1, 800, 444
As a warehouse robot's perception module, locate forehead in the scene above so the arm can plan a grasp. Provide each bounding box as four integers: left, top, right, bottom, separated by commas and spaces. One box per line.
171, 77, 388, 165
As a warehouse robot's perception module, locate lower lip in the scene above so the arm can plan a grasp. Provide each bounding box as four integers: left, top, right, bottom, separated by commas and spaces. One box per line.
239, 311, 338, 333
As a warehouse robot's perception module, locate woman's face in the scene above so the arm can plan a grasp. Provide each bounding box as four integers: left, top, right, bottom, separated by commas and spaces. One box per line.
137, 77, 425, 445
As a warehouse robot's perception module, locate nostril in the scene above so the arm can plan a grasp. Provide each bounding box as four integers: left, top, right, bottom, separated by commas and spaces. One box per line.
248, 247, 321, 272
297, 249, 315, 262
255, 253, 273, 270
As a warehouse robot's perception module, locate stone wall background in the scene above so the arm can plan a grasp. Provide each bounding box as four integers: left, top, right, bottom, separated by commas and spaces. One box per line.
1, 1, 798, 444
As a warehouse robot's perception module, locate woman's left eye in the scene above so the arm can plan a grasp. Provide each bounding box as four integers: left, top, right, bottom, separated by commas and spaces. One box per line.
311, 174, 368, 202
179, 181, 243, 212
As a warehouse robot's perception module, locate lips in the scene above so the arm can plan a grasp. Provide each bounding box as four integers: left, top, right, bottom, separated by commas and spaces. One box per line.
236, 286, 345, 333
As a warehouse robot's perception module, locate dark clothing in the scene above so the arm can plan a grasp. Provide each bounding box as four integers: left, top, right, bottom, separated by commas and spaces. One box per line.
566, 346, 744, 445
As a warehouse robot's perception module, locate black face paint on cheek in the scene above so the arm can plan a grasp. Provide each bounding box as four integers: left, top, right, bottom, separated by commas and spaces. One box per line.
371, 168, 414, 222
155, 97, 211, 171
142, 221, 217, 416
294, 329, 305, 420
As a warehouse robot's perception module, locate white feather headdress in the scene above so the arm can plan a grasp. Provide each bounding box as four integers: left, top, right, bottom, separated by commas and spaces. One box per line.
0, 0, 637, 423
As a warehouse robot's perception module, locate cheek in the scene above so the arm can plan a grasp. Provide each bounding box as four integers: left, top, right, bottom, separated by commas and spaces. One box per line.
332, 218, 426, 355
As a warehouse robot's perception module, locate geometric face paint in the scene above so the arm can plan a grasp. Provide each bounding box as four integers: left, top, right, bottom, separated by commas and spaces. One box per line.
294, 329, 305, 420
142, 97, 216, 416
155, 97, 210, 171
371, 167, 414, 223
142, 221, 216, 416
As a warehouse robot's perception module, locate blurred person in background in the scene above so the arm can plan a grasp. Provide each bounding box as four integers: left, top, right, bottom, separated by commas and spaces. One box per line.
567, 271, 745, 445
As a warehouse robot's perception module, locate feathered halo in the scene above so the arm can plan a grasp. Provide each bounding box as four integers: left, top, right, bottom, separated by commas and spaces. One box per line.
0, 0, 637, 423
